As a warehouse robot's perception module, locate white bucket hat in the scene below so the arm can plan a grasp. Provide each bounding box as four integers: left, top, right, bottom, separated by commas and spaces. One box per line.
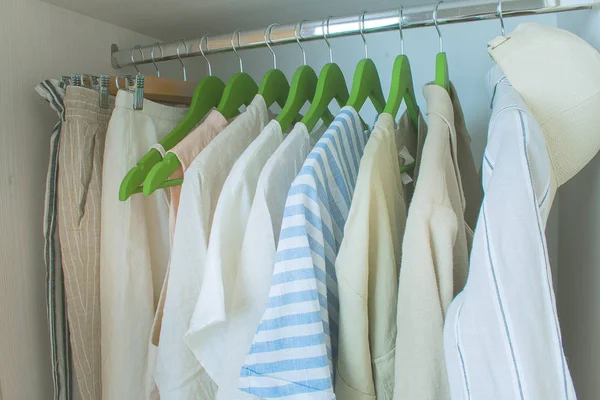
488, 22, 600, 186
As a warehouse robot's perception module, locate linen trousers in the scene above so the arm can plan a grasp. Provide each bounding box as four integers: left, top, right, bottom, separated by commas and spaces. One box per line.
100, 90, 187, 400
57, 86, 115, 400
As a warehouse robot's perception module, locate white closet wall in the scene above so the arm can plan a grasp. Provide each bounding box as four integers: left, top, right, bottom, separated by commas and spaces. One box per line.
0, 0, 158, 398
556, 9, 600, 400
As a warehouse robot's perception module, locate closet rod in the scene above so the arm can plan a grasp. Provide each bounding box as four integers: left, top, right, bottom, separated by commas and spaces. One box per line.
111, 0, 597, 69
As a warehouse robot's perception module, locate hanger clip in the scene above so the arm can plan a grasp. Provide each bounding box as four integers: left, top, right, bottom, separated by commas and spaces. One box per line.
71, 73, 83, 87
99, 74, 110, 109
133, 75, 145, 110
89, 75, 100, 91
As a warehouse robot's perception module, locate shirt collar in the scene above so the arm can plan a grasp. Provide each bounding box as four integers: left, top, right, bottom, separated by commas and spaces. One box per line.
423, 83, 454, 127
487, 65, 509, 108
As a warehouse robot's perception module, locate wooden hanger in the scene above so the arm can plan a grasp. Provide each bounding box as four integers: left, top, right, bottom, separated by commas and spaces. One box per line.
346, 13, 386, 114
114, 43, 199, 105
141, 37, 227, 196
301, 17, 350, 132
217, 29, 259, 119
119, 40, 225, 200
277, 20, 334, 132
80, 74, 197, 106
110, 76, 197, 105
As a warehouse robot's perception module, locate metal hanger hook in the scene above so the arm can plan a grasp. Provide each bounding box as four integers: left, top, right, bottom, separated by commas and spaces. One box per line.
294, 20, 307, 65
359, 12, 368, 59
176, 39, 189, 81
264, 23, 280, 70
231, 29, 244, 73
497, 0, 505, 36
322, 17, 333, 63
398, 7, 405, 55
151, 43, 164, 77
131, 45, 144, 75
199, 35, 213, 76
433, 1, 444, 53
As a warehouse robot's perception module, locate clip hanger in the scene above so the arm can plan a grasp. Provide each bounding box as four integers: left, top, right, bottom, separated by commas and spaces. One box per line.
131, 45, 145, 110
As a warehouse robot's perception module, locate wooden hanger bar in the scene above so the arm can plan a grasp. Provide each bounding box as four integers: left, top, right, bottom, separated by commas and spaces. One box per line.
111, 0, 597, 69
80, 75, 197, 105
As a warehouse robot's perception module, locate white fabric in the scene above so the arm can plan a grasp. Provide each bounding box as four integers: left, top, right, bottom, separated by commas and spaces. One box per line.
213, 122, 321, 400
444, 67, 575, 400
183, 119, 284, 396
100, 90, 187, 400
155, 95, 269, 400
393, 83, 480, 400
488, 22, 600, 186
334, 111, 424, 400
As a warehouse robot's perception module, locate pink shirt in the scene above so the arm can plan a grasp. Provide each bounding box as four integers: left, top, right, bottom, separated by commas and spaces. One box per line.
168, 110, 229, 236
151, 109, 229, 346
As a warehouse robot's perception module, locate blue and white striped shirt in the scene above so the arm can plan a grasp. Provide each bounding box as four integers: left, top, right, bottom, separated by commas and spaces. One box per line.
239, 107, 369, 399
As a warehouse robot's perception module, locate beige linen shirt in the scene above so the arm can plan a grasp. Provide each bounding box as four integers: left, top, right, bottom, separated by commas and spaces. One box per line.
393, 83, 481, 400
334, 111, 426, 400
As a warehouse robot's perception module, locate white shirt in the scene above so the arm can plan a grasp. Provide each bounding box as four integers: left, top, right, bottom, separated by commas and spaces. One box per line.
183, 119, 284, 396
238, 107, 369, 399
444, 68, 576, 400
216, 122, 321, 400
334, 111, 424, 400
155, 95, 269, 400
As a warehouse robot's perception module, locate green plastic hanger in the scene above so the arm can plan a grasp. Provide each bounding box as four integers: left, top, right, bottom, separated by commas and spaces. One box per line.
301, 17, 350, 132
141, 36, 228, 196
216, 29, 259, 119
433, 2, 450, 91
346, 13, 386, 114
383, 8, 419, 126
119, 39, 225, 201
258, 24, 290, 109
277, 20, 334, 132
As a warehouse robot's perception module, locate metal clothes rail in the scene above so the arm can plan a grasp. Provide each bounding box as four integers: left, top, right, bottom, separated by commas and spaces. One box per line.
111, 0, 598, 69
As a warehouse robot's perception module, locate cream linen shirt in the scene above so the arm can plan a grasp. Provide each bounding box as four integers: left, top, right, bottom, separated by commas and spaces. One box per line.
393, 83, 481, 400
184, 119, 284, 395
335, 111, 425, 400
155, 95, 269, 400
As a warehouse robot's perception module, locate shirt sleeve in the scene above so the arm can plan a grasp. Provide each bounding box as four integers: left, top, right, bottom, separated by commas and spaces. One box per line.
394, 203, 458, 400
154, 175, 217, 399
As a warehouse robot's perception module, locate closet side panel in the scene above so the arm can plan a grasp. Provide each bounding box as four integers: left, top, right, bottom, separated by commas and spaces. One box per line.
557, 10, 600, 400
0, 0, 157, 398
